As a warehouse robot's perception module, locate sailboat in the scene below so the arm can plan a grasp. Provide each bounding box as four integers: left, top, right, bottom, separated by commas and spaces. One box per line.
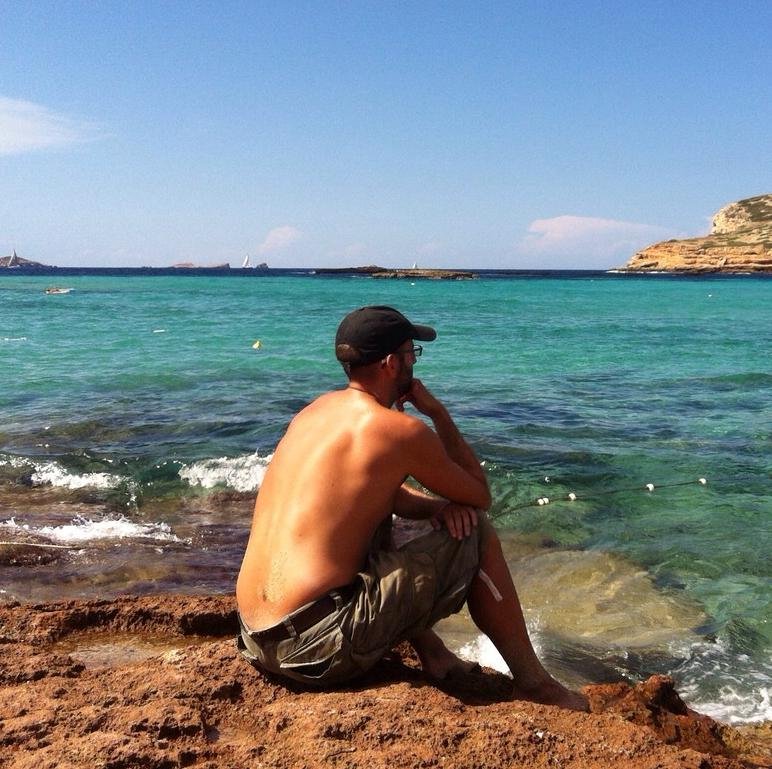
242, 255, 250, 268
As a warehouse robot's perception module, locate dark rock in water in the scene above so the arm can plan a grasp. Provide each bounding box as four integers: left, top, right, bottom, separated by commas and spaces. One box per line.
170, 262, 231, 269
314, 265, 477, 280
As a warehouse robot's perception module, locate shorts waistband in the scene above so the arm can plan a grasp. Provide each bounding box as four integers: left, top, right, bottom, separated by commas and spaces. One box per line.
244, 583, 356, 644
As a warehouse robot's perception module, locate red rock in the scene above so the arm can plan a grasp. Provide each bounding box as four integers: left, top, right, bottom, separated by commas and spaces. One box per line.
0, 594, 767, 769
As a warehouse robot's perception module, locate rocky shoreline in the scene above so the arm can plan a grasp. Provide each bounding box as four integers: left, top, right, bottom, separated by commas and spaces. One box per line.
620, 194, 772, 274
0, 594, 769, 769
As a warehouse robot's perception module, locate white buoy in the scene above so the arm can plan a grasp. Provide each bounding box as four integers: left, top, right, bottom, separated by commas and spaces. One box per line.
568, 492, 577, 501
699, 478, 707, 485
645, 483, 655, 491
537, 498, 546, 506
544, 476, 550, 483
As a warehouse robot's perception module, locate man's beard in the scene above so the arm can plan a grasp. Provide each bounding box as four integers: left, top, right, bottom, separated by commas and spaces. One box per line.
396, 360, 413, 398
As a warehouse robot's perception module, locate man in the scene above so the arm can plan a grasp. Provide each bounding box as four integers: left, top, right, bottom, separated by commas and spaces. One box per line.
236, 305, 586, 710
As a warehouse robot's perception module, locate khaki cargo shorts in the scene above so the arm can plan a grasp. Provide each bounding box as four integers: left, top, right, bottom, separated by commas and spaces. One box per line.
238, 518, 485, 686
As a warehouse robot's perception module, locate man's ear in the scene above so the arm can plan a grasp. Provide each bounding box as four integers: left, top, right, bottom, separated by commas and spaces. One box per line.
381, 353, 398, 375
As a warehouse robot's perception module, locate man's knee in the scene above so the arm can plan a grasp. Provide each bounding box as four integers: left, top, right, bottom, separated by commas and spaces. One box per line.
476, 513, 497, 553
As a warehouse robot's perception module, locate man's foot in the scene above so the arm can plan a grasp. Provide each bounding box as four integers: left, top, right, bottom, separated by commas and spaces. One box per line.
512, 679, 589, 712
421, 648, 480, 680
411, 629, 479, 680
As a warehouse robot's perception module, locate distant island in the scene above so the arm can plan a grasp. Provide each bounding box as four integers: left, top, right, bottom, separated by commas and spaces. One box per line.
170, 262, 231, 269
313, 265, 477, 280
0, 251, 47, 269
0, 254, 473, 278
618, 193, 772, 273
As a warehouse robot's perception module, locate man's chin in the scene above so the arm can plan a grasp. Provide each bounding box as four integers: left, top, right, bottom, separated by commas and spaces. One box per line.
397, 377, 413, 399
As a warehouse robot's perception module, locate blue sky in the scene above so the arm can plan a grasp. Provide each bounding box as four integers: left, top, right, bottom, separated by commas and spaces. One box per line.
2, 1, 770, 269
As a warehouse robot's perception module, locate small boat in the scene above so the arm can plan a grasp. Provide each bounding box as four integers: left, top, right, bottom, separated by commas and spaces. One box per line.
44, 287, 72, 295
242, 255, 250, 268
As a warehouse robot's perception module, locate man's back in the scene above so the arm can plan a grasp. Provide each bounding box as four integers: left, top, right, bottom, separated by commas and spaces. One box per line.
236, 388, 411, 630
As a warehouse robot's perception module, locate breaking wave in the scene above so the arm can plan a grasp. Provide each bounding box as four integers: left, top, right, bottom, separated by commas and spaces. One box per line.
178, 452, 272, 493
29, 461, 122, 490
0, 514, 182, 544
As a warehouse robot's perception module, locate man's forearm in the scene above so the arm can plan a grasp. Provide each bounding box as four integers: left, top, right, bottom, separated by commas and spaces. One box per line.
429, 403, 488, 489
394, 484, 447, 519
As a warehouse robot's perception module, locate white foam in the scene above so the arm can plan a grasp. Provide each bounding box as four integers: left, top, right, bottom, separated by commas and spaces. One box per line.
457, 617, 546, 677
1, 336, 27, 342
670, 637, 772, 724
1, 514, 181, 544
0, 455, 29, 469
178, 451, 272, 493
29, 461, 122, 490
458, 634, 509, 675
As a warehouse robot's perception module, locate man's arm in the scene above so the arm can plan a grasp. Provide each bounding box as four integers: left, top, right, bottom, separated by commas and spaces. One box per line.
394, 483, 479, 540
393, 484, 446, 520
398, 379, 491, 510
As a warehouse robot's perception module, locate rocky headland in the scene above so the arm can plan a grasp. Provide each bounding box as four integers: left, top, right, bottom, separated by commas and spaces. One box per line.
0, 594, 769, 769
620, 194, 772, 274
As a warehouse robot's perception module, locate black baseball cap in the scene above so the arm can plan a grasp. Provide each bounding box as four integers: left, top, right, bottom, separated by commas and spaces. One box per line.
335, 305, 436, 366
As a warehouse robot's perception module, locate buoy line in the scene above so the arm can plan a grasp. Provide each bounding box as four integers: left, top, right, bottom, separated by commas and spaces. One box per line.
490, 477, 708, 520
0, 479, 709, 547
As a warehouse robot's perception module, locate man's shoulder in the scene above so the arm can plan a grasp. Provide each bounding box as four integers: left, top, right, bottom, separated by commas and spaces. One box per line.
371, 407, 429, 438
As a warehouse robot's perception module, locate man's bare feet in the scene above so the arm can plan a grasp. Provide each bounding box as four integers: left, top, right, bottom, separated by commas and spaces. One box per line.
411, 629, 479, 680
512, 678, 589, 712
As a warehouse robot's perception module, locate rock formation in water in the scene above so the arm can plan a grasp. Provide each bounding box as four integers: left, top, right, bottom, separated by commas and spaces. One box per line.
314, 265, 477, 279
0, 252, 49, 269
620, 194, 772, 273
170, 262, 232, 269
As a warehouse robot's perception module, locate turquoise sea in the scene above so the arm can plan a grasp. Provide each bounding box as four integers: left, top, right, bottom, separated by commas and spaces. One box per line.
0, 272, 769, 723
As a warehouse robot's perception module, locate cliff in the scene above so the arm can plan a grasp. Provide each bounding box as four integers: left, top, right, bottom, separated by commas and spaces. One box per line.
620, 194, 772, 273
0, 594, 768, 769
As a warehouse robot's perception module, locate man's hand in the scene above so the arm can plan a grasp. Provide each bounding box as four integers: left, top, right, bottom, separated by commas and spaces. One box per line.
396, 378, 444, 418
431, 501, 479, 540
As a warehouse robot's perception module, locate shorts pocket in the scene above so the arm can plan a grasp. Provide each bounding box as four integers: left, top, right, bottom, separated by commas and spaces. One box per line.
278, 621, 345, 681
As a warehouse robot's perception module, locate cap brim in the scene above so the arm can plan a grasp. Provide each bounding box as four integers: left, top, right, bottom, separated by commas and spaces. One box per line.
411, 323, 436, 342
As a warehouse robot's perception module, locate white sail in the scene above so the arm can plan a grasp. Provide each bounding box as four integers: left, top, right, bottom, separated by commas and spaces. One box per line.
242, 255, 250, 268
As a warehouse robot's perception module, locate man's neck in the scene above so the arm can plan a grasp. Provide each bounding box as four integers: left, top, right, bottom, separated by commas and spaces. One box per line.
346, 381, 393, 408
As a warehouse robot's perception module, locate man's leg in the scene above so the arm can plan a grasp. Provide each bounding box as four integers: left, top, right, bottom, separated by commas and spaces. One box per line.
410, 628, 477, 679
467, 521, 588, 710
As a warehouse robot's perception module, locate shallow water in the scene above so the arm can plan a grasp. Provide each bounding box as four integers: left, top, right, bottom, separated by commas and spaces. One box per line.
1, 272, 769, 722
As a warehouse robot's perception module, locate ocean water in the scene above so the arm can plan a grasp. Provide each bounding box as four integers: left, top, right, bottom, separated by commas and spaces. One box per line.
0, 272, 769, 723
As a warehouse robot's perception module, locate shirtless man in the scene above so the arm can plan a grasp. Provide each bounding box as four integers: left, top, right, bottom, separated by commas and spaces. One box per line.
237, 305, 586, 710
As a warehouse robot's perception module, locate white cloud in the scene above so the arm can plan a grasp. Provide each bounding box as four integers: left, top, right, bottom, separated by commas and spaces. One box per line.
0, 96, 99, 155
416, 240, 442, 256
340, 242, 367, 260
257, 225, 302, 254
516, 215, 675, 268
